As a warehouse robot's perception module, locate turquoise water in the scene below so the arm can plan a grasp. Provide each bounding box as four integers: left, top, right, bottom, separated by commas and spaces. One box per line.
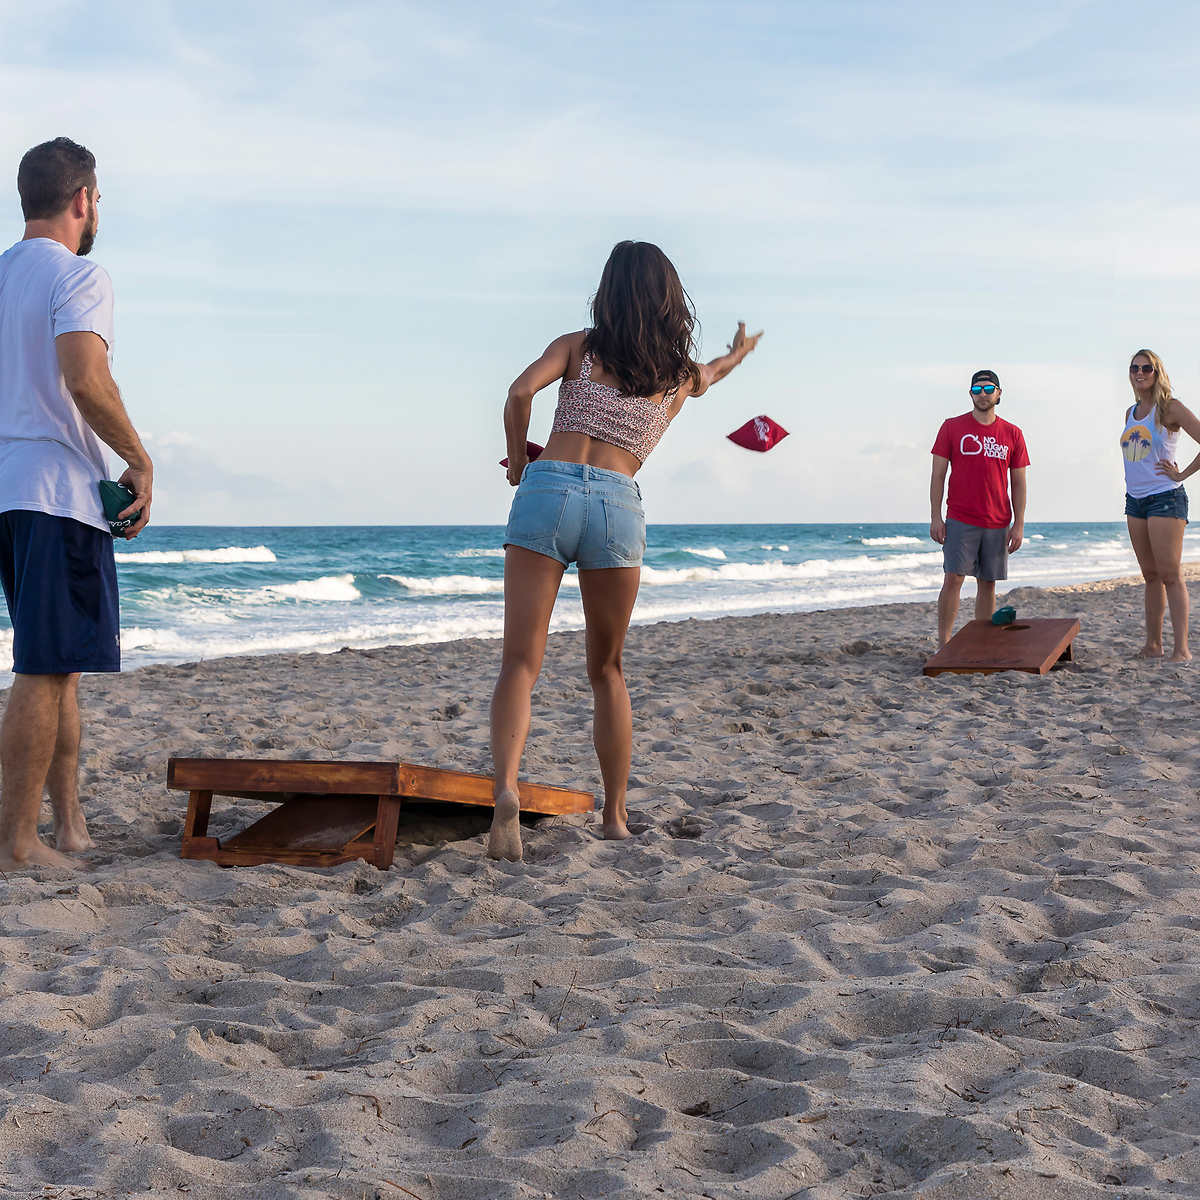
0, 522, 1161, 672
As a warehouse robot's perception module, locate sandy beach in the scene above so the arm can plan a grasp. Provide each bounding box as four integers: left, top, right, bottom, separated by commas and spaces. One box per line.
2, 572, 1199, 1199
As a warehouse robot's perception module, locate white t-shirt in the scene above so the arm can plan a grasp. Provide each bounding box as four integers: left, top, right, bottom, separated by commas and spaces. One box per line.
0, 237, 113, 533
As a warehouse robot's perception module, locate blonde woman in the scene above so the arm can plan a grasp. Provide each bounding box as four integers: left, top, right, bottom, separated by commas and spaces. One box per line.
1122, 349, 1200, 660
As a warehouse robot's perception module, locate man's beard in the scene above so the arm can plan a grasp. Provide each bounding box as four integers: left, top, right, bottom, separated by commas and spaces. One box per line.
76, 198, 97, 257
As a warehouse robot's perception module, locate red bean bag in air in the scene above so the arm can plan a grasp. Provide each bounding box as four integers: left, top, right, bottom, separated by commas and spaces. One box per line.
500, 441, 545, 468
727, 416, 789, 452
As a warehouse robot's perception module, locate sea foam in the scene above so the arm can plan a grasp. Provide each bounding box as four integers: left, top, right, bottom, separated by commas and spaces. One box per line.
639, 552, 941, 586
381, 573, 580, 595
383, 573, 505, 595
254, 574, 361, 603
115, 545, 277, 565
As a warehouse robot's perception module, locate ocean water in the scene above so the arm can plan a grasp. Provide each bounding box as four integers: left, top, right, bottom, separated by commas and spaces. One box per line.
0, 522, 1169, 674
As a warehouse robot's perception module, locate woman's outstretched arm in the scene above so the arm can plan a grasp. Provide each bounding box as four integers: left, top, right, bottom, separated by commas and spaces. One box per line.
503, 333, 578, 484
669, 322, 763, 417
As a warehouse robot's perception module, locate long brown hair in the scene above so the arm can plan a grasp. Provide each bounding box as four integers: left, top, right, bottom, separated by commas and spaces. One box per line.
582, 241, 702, 397
1130, 348, 1174, 429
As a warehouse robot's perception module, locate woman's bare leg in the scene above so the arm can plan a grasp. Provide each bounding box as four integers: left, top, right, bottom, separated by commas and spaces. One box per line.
1127, 516, 1164, 656
578, 565, 641, 840
488, 547, 565, 861
1148, 515, 1190, 661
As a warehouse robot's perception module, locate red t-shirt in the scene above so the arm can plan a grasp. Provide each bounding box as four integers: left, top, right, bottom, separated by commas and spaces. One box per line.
931, 413, 1030, 529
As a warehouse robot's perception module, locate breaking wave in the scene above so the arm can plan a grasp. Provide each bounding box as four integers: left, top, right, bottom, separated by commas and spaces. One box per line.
115, 545, 277, 565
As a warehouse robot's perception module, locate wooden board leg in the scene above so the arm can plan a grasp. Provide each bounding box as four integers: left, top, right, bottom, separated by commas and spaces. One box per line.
372, 796, 402, 870
185, 790, 213, 838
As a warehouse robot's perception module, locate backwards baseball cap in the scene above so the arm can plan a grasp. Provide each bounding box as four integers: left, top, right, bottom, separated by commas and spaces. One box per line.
971, 369, 1000, 387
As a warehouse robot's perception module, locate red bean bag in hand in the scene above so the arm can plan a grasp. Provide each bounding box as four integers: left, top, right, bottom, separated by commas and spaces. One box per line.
727, 416, 789, 452
500, 441, 545, 468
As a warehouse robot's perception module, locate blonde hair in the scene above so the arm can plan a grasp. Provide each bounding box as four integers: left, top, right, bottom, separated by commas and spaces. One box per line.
1130, 348, 1174, 429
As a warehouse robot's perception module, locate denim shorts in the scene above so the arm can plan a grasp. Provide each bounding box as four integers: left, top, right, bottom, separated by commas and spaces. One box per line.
943, 517, 1009, 581
1125, 487, 1188, 522
503, 460, 646, 569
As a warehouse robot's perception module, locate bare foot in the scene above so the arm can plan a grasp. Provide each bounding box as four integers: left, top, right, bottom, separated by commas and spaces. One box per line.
487, 789, 523, 862
54, 814, 95, 853
1169, 650, 1193, 663
0, 837, 79, 872
1136, 644, 1164, 658
601, 801, 631, 841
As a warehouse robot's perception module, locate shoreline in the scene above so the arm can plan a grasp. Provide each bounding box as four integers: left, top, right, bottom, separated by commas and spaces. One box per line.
44, 520, 1159, 678
89, 560, 1200, 684
46, 556, 1200, 691
2, 568, 1199, 1196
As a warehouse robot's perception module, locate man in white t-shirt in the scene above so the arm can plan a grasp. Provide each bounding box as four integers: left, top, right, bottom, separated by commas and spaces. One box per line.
0, 138, 153, 871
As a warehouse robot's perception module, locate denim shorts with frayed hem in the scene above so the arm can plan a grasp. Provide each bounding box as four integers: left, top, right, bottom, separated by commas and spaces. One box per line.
1125, 487, 1188, 522
503, 459, 646, 569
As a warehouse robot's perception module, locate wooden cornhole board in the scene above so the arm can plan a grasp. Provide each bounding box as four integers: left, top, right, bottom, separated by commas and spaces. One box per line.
923, 617, 1080, 676
168, 758, 594, 870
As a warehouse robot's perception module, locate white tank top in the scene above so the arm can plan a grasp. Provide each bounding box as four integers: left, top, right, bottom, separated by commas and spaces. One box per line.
1121, 403, 1181, 499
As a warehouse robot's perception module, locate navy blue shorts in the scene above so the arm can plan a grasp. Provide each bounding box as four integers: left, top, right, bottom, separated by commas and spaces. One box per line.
1125, 487, 1188, 522
0, 511, 119, 675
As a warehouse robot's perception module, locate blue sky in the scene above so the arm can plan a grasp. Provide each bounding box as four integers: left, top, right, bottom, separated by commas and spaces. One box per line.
2, 0, 1198, 524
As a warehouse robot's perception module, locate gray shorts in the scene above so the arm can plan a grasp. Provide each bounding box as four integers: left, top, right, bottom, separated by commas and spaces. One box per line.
943, 518, 1009, 581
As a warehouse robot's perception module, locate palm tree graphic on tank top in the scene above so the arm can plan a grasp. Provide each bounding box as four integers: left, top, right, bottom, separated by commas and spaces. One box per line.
1122, 425, 1153, 463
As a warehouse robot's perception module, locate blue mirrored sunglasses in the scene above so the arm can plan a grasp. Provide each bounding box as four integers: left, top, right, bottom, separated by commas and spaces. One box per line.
970, 384, 997, 395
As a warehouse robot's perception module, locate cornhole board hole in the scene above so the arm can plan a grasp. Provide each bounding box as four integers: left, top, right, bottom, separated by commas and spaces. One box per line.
923, 617, 1080, 677
168, 758, 594, 870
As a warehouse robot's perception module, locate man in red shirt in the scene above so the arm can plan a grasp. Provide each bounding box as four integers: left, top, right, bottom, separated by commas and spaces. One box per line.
930, 369, 1029, 647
